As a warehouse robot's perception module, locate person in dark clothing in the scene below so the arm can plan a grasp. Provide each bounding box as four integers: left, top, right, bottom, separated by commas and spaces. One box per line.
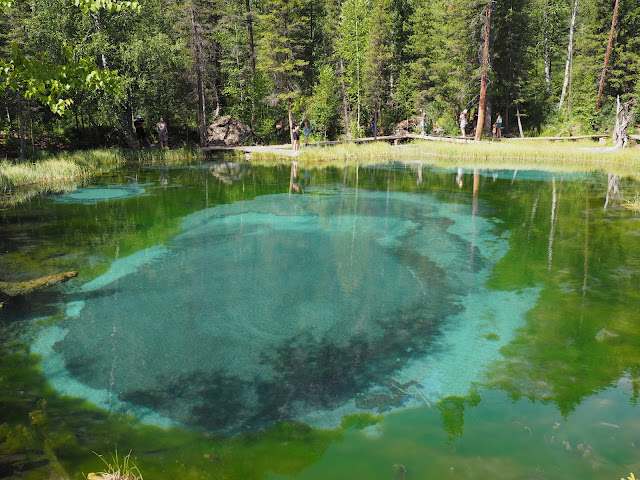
134, 115, 151, 148
292, 122, 301, 151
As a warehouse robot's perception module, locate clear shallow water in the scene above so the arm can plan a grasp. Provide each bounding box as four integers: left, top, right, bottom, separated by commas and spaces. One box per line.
1, 163, 640, 479
49, 184, 146, 204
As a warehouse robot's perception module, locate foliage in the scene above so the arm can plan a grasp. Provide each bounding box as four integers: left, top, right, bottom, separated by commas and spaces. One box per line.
0, 45, 120, 115
73, 0, 140, 13
1, 0, 639, 155
308, 65, 341, 140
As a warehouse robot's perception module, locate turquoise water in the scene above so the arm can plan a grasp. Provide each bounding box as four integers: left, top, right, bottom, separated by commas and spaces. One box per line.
1, 163, 639, 479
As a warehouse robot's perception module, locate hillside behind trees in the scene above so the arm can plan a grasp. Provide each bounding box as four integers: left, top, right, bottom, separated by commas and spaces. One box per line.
1, 0, 638, 155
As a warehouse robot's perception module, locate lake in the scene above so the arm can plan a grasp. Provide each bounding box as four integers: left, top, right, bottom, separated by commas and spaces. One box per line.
1, 161, 639, 480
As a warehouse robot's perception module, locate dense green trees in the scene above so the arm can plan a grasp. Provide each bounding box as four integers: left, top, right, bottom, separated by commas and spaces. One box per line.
1, 0, 638, 154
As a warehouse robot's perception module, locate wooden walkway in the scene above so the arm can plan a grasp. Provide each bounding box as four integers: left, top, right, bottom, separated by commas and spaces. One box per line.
202, 133, 614, 158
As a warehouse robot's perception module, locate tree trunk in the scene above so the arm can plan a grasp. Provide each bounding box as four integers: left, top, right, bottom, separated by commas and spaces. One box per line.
484, 97, 492, 138
595, 0, 620, 112
355, 13, 361, 133
474, 0, 492, 141
340, 57, 351, 138
612, 95, 636, 148
18, 92, 24, 161
558, 0, 578, 109
287, 96, 294, 145
245, 0, 256, 131
117, 99, 138, 149
0, 270, 78, 298
516, 107, 525, 138
191, 6, 207, 146
543, 30, 552, 96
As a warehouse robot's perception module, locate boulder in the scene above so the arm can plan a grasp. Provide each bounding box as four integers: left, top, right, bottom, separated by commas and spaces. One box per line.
394, 119, 414, 135
205, 116, 252, 146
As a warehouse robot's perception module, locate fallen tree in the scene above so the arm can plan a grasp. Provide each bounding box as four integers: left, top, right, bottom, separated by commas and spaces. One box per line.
0, 270, 78, 305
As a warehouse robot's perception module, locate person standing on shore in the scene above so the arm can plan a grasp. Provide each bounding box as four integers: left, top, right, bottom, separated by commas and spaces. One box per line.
292, 122, 301, 151
302, 115, 312, 146
459, 109, 468, 138
495, 113, 503, 139
134, 115, 151, 148
156, 117, 169, 149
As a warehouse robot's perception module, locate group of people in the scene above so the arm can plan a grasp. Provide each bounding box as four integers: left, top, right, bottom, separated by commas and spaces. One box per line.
459, 109, 502, 139
292, 115, 313, 151
133, 115, 169, 149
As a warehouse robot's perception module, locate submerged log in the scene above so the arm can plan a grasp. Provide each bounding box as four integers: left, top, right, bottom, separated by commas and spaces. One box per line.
0, 270, 78, 298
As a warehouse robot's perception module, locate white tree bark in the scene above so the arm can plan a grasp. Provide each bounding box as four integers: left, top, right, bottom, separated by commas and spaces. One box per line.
558, 0, 578, 109
516, 107, 525, 138
613, 95, 636, 148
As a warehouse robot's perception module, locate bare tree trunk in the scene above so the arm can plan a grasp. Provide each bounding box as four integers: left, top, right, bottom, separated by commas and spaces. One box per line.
516, 106, 525, 138
543, 31, 552, 96
596, 0, 620, 112
245, 0, 256, 131
484, 97, 492, 139
287, 96, 294, 145
340, 57, 351, 138
475, 0, 492, 141
191, 6, 207, 146
18, 92, 25, 161
558, 0, 578, 109
612, 95, 636, 148
355, 13, 361, 133
568, 39, 574, 116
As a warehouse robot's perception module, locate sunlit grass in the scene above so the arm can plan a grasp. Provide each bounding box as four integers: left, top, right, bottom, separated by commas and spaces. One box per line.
3, 139, 640, 201
1, 149, 125, 193
292, 139, 640, 176
87, 450, 143, 480
126, 144, 249, 165
125, 145, 212, 165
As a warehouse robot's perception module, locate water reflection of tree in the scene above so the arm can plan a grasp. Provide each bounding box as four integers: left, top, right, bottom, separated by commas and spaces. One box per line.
485, 173, 640, 416
437, 393, 481, 441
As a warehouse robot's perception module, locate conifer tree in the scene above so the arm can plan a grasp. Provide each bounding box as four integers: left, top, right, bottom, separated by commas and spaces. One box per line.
338, 0, 372, 133
257, 0, 309, 144
363, 0, 394, 131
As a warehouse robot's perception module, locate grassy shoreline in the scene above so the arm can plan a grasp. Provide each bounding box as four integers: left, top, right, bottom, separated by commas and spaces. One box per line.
289, 139, 640, 176
2, 140, 639, 203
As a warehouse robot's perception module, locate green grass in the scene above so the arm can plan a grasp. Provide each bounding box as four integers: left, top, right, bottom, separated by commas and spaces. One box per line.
123, 144, 211, 165
2, 139, 640, 204
1, 149, 125, 192
291, 138, 640, 176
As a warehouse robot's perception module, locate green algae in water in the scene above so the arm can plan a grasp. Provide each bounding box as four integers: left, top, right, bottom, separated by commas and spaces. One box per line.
3, 163, 640, 479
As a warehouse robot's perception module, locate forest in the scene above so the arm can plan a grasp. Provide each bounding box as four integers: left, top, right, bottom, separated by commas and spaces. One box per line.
1, 0, 639, 157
